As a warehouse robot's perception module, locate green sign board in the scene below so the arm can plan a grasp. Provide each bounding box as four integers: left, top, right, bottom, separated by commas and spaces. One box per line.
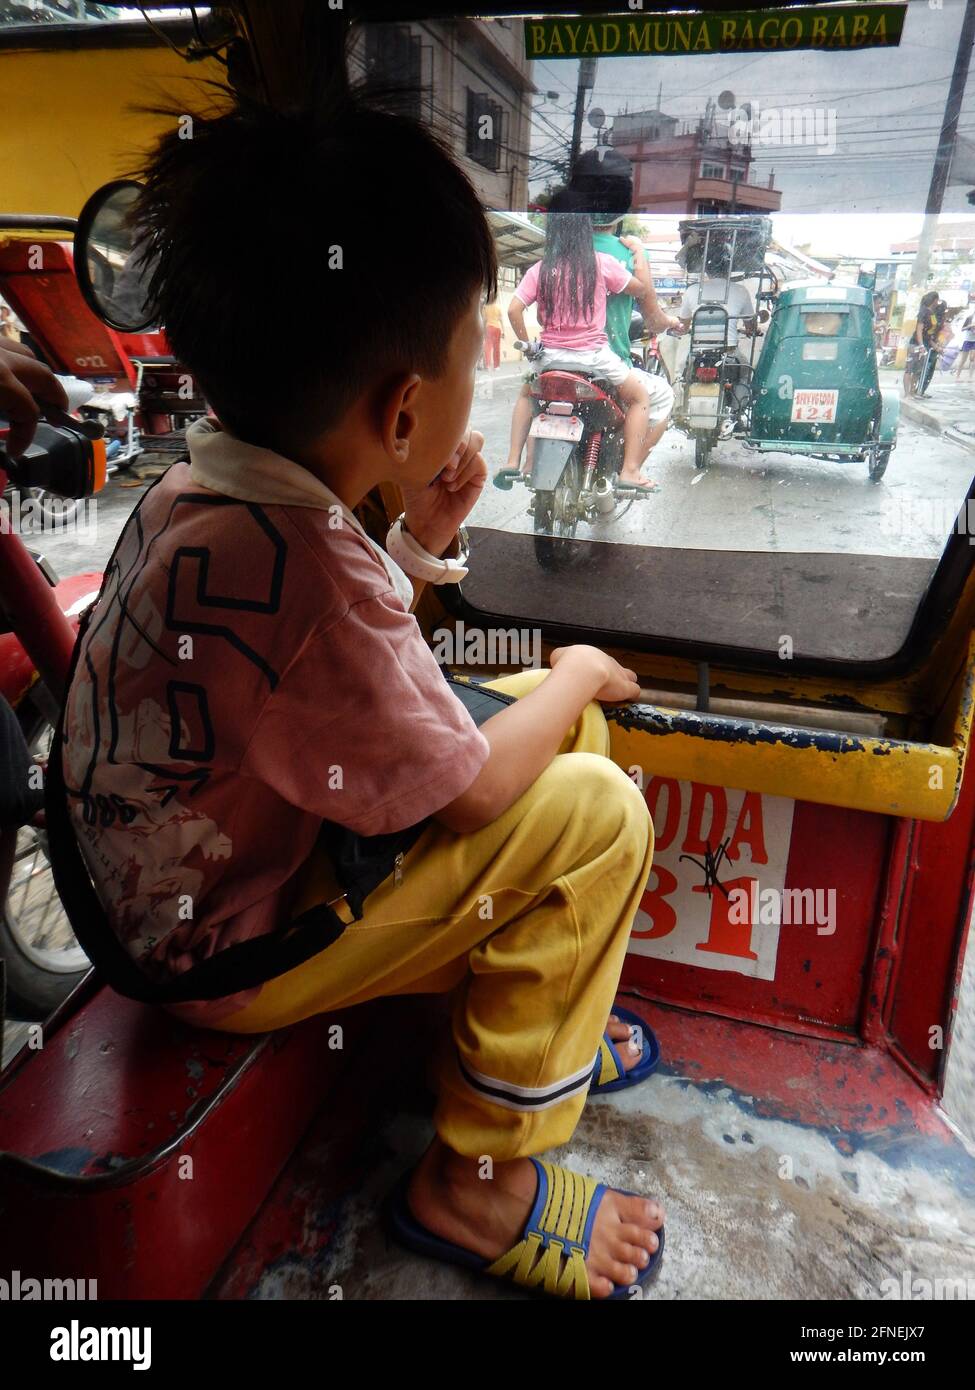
523, 5, 906, 58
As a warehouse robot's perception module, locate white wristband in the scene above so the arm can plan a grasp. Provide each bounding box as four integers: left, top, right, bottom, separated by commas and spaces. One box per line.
385, 516, 469, 584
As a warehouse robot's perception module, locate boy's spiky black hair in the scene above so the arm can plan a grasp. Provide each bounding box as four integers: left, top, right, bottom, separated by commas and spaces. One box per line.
134, 88, 497, 452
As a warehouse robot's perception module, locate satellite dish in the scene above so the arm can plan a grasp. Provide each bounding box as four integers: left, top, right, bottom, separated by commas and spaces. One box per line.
587, 107, 605, 128
717, 90, 736, 110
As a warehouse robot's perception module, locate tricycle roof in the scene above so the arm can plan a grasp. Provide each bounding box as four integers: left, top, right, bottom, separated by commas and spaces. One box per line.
776, 281, 873, 310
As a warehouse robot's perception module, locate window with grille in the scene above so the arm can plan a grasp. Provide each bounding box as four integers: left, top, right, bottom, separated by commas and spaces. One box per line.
364, 24, 423, 121
466, 90, 503, 172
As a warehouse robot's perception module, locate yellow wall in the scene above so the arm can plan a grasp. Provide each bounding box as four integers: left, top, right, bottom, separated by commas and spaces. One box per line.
0, 43, 225, 217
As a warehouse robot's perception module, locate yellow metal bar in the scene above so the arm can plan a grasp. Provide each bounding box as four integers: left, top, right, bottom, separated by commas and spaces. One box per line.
607, 633, 975, 823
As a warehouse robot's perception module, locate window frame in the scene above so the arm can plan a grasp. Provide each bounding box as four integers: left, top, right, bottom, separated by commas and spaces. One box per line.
465, 87, 505, 171
439, 493, 975, 682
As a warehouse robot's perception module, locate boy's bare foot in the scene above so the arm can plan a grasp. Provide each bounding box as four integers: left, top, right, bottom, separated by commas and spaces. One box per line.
606, 1012, 645, 1073
408, 1137, 664, 1299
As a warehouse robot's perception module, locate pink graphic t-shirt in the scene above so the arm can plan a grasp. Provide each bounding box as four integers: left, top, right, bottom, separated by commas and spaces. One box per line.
61, 421, 490, 1025
514, 252, 632, 352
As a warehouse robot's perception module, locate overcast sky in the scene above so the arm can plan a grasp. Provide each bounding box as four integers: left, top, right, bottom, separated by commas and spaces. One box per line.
520, 0, 975, 255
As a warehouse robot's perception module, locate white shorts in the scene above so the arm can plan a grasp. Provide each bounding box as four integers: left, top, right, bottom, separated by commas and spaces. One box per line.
537, 344, 630, 387
536, 346, 674, 422
631, 369, 675, 422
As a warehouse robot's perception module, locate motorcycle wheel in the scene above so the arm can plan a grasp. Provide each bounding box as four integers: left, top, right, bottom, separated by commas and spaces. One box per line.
694, 432, 715, 471
1, 704, 89, 1019
868, 445, 891, 482
533, 451, 582, 570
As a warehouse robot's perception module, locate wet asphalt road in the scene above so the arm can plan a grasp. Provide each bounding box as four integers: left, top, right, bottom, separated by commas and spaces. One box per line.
467, 366, 975, 561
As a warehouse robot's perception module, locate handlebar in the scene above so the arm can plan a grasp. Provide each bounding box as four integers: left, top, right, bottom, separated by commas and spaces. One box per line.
514, 339, 544, 361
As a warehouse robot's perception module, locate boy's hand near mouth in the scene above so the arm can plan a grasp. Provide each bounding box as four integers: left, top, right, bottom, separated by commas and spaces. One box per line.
400, 427, 486, 558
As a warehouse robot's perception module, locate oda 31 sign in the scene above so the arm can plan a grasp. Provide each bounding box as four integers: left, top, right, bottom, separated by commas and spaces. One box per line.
524, 5, 906, 58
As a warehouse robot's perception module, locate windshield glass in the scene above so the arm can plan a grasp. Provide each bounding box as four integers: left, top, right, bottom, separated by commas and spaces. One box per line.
352, 1, 975, 666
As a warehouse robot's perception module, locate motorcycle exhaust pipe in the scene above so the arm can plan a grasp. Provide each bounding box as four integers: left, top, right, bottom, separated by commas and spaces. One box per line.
594, 478, 616, 514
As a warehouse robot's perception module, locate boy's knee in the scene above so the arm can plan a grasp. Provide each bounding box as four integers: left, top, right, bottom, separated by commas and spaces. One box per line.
546, 753, 651, 850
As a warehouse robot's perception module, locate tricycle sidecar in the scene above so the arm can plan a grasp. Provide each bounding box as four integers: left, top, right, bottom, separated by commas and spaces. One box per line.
747, 281, 899, 481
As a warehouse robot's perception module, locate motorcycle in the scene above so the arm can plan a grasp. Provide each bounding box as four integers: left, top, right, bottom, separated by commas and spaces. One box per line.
493, 327, 653, 570
663, 216, 777, 472
666, 311, 762, 472
1, 375, 140, 535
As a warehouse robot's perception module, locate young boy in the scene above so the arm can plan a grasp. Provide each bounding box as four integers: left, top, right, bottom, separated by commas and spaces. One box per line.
58, 95, 663, 1300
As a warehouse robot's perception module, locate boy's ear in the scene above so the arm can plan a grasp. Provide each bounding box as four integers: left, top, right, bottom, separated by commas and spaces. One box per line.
379, 372, 422, 464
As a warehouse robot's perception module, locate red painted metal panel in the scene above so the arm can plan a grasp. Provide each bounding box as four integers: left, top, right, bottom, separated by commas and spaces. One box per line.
621, 794, 887, 1039
0, 240, 135, 386
116, 331, 171, 359
618, 995, 956, 1143
0, 568, 100, 709
0, 988, 382, 1298
887, 746, 975, 1088
0, 510, 98, 701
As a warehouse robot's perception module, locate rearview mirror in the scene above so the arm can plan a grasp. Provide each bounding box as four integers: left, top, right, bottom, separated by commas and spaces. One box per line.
74, 180, 159, 333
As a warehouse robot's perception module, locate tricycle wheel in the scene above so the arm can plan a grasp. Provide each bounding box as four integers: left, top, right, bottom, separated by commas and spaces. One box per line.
1, 703, 90, 1019
868, 445, 891, 482
694, 432, 715, 471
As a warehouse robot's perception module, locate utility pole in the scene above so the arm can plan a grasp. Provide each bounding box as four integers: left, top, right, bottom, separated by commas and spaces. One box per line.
570, 58, 598, 175
911, 0, 975, 287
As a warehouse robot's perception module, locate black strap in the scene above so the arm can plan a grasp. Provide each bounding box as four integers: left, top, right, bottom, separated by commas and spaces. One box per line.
46, 705, 351, 1004
44, 624, 518, 1004
45, 600, 351, 1005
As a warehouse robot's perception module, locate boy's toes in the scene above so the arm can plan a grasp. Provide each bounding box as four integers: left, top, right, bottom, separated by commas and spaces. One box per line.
618, 1240, 653, 1269
585, 1189, 664, 1296
621, 1223, 659, 1255
619, 1192, 664, 1229
605, 1016, 644, 1072
606, 1258, 641, 1288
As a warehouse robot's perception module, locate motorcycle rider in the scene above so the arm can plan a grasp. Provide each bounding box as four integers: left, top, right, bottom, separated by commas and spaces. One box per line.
591, 211, 675, 482
503, 188, 678, 489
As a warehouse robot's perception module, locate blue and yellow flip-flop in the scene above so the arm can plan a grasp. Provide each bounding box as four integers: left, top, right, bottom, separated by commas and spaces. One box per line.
591, 1004, 661, 1094
385, 1157, 664, 1300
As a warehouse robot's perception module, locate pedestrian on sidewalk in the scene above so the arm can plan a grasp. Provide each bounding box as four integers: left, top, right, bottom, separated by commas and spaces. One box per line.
904, 291, 945, 397
482, 297, 503, 371
953, 308, 975, 382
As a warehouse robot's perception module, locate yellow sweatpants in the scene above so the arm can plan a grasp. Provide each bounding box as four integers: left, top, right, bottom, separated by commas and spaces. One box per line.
210, 669, 654, 1162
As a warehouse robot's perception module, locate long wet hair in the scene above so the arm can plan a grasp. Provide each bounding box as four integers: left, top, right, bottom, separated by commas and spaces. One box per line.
537, 188, 597, 326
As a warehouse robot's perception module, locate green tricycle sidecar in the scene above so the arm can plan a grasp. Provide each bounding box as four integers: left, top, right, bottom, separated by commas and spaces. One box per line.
747, 282, 898, 481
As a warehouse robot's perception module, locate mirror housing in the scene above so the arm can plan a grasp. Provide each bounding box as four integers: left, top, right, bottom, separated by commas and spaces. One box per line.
74, 180, 159, 333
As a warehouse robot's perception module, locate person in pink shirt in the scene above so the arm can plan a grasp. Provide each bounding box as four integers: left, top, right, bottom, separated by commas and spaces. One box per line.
52, 93, 665, 1300
503, 192, 671, 488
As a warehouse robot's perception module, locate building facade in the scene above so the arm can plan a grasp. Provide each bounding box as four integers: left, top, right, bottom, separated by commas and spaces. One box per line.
610, 105, 781, 216
349, 16, 535, 211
